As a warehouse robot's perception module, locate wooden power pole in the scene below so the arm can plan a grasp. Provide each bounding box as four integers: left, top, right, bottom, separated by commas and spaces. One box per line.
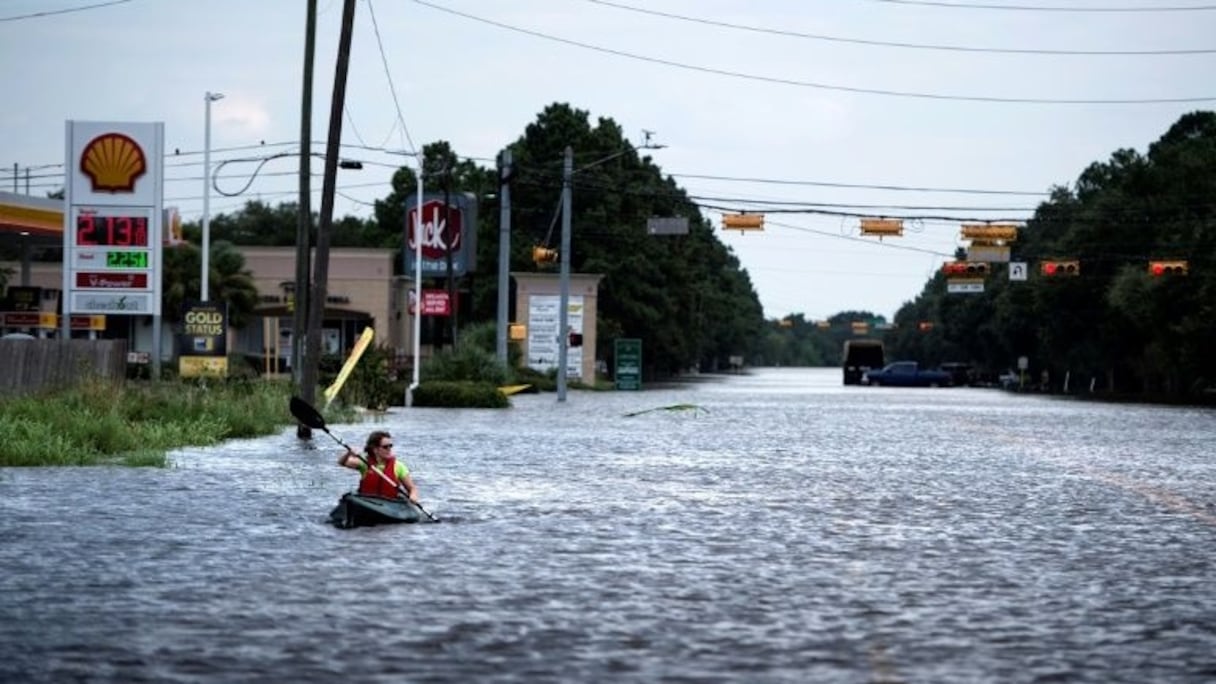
300, 0, 356, 417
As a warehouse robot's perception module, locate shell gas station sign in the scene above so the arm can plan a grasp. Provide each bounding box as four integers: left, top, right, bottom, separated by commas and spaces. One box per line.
62, 121, 164, 321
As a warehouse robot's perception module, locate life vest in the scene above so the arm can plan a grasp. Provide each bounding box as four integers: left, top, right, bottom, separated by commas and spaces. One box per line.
357, 456, 401, 498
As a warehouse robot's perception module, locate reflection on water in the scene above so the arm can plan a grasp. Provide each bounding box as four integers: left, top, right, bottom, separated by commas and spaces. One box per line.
2, 368, 1214, 683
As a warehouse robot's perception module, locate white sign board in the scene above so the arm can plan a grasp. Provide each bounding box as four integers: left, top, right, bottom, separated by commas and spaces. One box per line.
63, 121, 164, 317
1008, 262, 1028, 281
947, 281, 985, 294
967, 244, 1011, 263
527, 294, 584, 378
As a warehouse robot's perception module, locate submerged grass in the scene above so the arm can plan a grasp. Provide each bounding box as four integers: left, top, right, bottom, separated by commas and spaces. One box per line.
0, 379, 296, 467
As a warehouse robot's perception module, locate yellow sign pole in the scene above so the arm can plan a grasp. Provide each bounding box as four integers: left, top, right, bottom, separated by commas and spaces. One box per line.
323, 327, 375, 409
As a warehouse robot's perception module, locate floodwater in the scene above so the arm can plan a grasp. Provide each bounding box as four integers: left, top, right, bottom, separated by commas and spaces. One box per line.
1, 368, 1214, 683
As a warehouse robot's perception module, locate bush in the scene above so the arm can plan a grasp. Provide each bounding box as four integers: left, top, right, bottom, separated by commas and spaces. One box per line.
411, 381, 509, 408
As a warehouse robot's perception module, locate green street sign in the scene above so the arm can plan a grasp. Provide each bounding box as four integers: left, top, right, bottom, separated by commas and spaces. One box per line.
614, 338, 642, 391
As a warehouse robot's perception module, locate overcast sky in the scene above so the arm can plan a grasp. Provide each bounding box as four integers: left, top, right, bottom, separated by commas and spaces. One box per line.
2, 0, 1213, 321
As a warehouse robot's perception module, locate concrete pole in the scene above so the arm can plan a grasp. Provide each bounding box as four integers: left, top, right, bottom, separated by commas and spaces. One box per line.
408, 155, 424, 407
557, 146, 572, 402
201, 91, 223, 302
495, 149, 511, 364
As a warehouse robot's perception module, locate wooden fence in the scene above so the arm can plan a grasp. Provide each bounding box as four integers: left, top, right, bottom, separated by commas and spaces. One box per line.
0, 339, 128, 396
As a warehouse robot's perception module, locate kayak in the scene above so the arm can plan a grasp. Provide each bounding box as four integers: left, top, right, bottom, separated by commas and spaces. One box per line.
329, 492, 425, 528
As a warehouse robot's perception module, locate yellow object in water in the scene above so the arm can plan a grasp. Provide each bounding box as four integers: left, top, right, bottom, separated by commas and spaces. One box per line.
323, 327, 375, 408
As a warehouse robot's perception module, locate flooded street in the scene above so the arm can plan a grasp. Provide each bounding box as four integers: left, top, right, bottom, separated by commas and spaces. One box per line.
2, 367, 1214, 683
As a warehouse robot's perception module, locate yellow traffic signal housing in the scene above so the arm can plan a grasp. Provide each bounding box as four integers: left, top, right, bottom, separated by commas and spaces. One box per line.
860, 218, 903, 237
722, 213, 764, 231
960, 223, 1019, 243
1148, 260, 1188, 277
532, 245, 558, 264
1041, 260, 1080, 277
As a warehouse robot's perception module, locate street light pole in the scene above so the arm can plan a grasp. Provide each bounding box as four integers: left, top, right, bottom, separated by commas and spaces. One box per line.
201, 91, 224, 302
408, 153, 424, 407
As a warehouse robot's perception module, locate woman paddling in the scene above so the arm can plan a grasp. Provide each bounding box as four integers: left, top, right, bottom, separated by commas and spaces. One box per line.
337, 430, 420, 503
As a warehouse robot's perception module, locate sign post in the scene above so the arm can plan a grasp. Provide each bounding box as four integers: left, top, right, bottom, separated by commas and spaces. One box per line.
404, 193, 478, 278
614, 338, 642, 391
63, 121, 164, 376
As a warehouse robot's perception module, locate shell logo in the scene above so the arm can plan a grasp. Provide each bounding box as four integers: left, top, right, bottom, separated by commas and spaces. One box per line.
80, 133, 147, 193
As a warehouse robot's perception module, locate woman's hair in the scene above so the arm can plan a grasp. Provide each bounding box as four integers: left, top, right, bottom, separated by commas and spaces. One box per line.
364, 430, 392, 458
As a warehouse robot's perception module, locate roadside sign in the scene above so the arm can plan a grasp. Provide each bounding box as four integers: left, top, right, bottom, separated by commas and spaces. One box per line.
1009, 262, 1028, 281
647, 217, 689, 235
614, 338, 642, 390
947, 281, 984, 294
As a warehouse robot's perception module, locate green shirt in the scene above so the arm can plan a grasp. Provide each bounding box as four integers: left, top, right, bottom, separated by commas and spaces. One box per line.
358, 460, 409, 480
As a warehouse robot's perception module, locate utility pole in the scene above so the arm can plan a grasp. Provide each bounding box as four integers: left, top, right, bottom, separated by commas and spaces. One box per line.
557, 146, 572, 402
495, 149, 512, 363
293, 0, 317, 438
301, 0, 356, 410
443, 165, 457, 349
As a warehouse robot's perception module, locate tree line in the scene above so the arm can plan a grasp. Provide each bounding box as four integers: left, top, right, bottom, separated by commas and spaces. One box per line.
7, 105, 1210, 399
183, 102, 767, 379
763, 111, 1216, 401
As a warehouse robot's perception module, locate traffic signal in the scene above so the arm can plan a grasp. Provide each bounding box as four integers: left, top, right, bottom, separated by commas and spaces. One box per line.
942, 261, 989, 278
1148, 260, 1188, 277
532, 245, 558, 264
960, 223, 1019, 244
722, 213, 764, 231
1040, 260, 1080, 277
860, 218, 903, 237
918, 321, 934, 332
568, 331, 583, 347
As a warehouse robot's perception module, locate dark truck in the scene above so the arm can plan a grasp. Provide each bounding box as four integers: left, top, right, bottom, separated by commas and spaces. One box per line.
842, 339, 884, 385
862, 361, 953, 387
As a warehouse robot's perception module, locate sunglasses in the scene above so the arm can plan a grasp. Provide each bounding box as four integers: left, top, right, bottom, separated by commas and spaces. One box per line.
378, 443, 393, 449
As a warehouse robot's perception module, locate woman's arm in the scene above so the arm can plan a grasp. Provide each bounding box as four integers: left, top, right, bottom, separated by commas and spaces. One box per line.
400, 474, 419, 503
337, 451, 362, 469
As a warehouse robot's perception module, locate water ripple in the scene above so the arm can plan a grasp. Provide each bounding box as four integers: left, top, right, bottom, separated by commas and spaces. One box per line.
1, 369, 1214, 682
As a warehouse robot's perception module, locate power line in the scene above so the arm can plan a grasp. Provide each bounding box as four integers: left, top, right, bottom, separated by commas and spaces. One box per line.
366, 0, 418, 154
409, 0, 1216, 104
0, 0, 132, 22
669, 172, 1049, 196
585, 0, 1215, 56
864, 0, 1216, 12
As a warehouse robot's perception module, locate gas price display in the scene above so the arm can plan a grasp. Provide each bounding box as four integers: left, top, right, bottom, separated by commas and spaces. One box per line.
106, 251, 149, 269
76, 214, 149, 247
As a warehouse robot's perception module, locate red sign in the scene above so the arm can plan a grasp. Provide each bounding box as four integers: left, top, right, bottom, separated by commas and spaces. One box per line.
76, 272, 149, 288
406, 200, 462, 260
2, 313, 104, 330
408, 289, 451, 316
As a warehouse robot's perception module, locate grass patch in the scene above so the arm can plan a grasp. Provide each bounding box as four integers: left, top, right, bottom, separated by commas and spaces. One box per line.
0, 379, 296, 467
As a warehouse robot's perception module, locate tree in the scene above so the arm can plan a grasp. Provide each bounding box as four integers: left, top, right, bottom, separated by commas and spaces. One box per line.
161, 240, 259, 326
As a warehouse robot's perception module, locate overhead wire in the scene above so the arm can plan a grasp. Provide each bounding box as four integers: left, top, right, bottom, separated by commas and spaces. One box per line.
583, 0, 1216, 55
862, 0, 1216, 12
366, 0, 419, 155
409, 0, 1216, 104
0, 0, 132, 22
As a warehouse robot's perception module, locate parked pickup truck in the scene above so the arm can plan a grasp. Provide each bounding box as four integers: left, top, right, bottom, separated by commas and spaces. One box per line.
862, 361, 953, 387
